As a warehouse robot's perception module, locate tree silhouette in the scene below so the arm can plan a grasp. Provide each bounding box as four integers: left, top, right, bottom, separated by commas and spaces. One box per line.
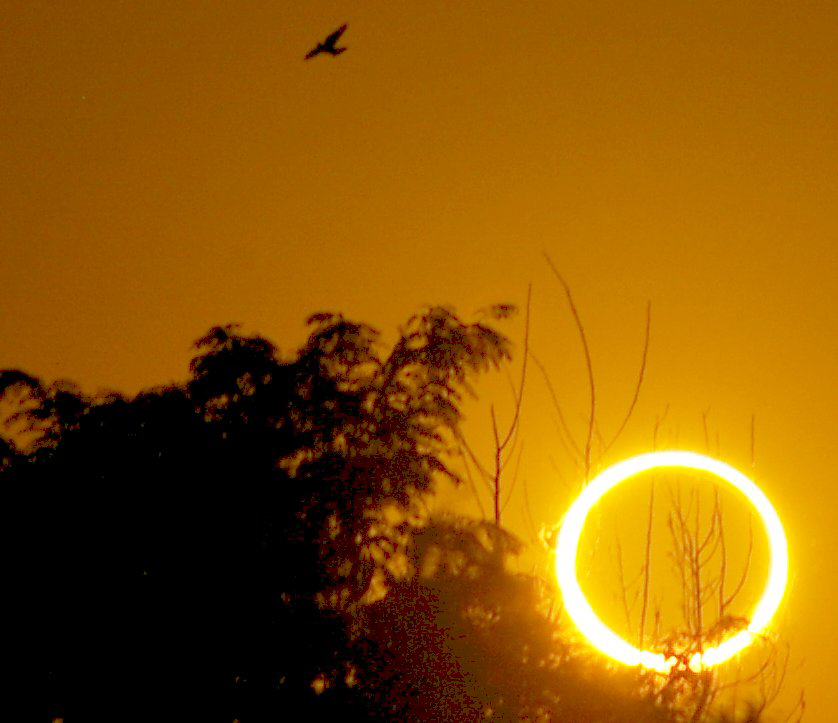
6, 306, 515, 719
347, 515, 679, 722
4, 305, 777, 721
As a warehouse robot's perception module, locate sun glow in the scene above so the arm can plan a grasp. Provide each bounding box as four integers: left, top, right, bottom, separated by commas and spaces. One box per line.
554, 451, 788, 674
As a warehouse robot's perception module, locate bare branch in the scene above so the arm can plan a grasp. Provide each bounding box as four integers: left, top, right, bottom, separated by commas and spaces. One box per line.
491, 405, 502, 524
497, 283, 531, 452
639, 478, 655, 649
615, 534, 634, 636
605, 300, 651, 453
718, 492, 727, 616
543, 253, 595, 480
653, 404, 670, 450
454, 431, 494, 493
697, 491, 719, 555
723, 512, 754, 610
501, 440, 525, 515
488, 284, 531, 525
783, 690, 806, 723
529, 351, 582, 464
457, 439, 487, 520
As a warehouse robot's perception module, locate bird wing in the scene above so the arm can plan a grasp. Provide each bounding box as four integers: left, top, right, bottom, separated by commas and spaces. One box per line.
323, 23, 348, 46
304, 45, 322, 59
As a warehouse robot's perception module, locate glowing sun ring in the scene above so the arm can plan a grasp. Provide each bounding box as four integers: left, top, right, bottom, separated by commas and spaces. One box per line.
555, 451, 788, 674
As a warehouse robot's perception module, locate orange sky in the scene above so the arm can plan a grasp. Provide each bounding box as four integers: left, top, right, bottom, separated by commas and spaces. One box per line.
3, 1, 836, 718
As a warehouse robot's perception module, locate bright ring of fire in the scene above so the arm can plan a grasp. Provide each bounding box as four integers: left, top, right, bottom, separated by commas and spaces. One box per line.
554, 451, 788, 674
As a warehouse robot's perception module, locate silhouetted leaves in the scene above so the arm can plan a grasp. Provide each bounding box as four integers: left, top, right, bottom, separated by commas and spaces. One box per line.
4, 306, 769, 721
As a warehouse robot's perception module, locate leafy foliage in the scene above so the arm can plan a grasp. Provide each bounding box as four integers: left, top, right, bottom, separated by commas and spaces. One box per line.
3, 307, 770, 721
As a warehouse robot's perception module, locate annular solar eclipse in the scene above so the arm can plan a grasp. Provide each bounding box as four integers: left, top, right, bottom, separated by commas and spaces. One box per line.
554, 451, 788, 674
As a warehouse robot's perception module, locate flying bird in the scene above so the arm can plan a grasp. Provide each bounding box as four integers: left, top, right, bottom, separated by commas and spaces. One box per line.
305, 24, 348, 60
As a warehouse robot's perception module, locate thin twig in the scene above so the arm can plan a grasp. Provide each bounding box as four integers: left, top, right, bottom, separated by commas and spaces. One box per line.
605, 300, 651, 453
714, 490, 727, 618
693, 500, 703, 643
697, 491, 719, 555
491, 405, 502, 524
501, 440, 525, 515
543, 253, 595, 480
615, 534, 634, 636
491, 284, 531, 525
530, 351, 582, 463
454, 430, 494, 492
457, 440, 487, 520
498, 284, 531, 452
782, 690, 806, 723
723, 513, 754, 609
653, 404, 670, 450
639, 477, 655, 649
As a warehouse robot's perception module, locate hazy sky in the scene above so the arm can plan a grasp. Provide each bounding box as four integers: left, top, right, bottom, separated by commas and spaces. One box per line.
3, 1, 836, 718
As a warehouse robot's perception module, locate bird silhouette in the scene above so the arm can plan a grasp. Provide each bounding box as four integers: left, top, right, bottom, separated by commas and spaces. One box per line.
305, 24, 348, 60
